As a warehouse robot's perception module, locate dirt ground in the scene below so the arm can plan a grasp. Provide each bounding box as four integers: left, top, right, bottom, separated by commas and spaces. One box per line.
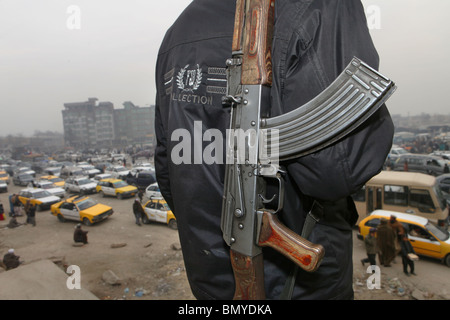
1, 181, 448, 300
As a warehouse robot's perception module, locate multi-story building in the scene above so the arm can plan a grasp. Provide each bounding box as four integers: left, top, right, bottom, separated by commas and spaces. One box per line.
62, 98, 115, 148
114, 101, 155, 147
62, 98, 154, 148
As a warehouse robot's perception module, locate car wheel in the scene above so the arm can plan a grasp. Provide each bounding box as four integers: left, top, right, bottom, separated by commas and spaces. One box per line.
445, 254, 450, 267
57, 214, 66, 223
100, 191, 105, 198
168, 219, 178, 230
82, 217, 92, 226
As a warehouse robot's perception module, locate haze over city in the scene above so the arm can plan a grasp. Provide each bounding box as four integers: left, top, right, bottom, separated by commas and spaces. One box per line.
1, 0, 450, 137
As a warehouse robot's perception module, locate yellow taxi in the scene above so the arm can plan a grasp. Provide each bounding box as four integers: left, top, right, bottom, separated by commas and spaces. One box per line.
96, 178, 138, 199
40, 175, 65, 187
0, 170, 10, 184
51, 195, 113, 226
141, 197, 177, 229
17, 188, 61, 211
358, 210, 450, 266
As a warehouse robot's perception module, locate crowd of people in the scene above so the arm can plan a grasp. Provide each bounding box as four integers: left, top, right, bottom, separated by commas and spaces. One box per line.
361, 214, 418, 276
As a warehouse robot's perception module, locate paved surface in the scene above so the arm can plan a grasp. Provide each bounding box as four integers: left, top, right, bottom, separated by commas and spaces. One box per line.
0, 259, 98, 300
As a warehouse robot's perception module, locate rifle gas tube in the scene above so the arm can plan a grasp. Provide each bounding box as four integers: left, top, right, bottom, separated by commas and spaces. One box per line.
221, 0, 396, 300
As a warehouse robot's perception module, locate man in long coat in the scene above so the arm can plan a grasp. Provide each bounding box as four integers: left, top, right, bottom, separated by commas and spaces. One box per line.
376, 218, 396, 267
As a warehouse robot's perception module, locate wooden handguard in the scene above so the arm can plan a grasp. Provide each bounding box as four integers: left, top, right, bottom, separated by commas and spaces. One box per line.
258, 211, 325, 272
232, 0, 275, 86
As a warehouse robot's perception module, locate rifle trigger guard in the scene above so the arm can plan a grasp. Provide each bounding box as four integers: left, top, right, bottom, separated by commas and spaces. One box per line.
259, 172, 284, 214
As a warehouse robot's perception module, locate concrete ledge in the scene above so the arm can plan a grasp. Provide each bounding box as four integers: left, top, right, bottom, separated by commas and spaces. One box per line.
0, 259, 98, 300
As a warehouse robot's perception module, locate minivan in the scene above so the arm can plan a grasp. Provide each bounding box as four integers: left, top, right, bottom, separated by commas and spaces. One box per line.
352, 171, 449, 227
393, 154, 447, 176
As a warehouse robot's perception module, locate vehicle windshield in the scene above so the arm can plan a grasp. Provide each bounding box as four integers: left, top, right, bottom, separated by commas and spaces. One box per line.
115, 167, 127, 172
19, 174, 33, 179
0, 173, 8, 178
113, 181, 128, 188
163, 203, 171, 211
76, 198, 97, 210
49, 177, 64, 183
434, 182, 448, 211
426, 222, 449, 241
78, 179, 92, 185
33, 190, 52, 198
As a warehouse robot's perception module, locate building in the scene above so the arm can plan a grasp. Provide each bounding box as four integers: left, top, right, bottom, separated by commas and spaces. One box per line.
62, 98, 115, 148
114, 102, 155, 147
62, 98, 155, 149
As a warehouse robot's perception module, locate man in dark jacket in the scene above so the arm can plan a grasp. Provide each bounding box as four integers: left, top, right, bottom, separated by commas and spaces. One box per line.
155, 0, 393, 300
74, 224, 88, 244
132, 199, 145, 226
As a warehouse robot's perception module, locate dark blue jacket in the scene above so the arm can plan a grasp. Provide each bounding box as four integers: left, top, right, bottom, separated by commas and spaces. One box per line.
155, 0, 393, 300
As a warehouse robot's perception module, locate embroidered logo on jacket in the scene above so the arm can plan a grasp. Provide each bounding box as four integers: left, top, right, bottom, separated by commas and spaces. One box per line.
164, 64, 227, 106
177, 64, 202, 92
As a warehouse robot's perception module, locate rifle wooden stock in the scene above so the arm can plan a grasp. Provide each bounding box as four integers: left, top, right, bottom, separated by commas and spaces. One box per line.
258, 211, 324, 273
231, 250, 266, 300
233, 0, 275, 86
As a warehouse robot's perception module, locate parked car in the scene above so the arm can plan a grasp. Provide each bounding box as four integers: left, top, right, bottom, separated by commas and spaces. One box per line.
64, 177, 97, 195
388, 146, 410, 163
17, 188, 61, 211
93, 173, 113, 183
126, 170, 156, 189
393, 154, 447, 176
358, 210, 450, 266
436, 174, 450, 193
43, 167, 61, 177
60, 166, 84, 179
105, 165, 130, 179
96, 178, 138, 199
40, 175, 65, 187
0, 170, 10, 184
13, 173, 34, 186
77, 164, 101, 178
0, 181, 7, 193
145, 183, 161, 199
33, 180, 65, 198
51, 195, 113, 226
141, 197, 177, 229
14, 167, 36, 178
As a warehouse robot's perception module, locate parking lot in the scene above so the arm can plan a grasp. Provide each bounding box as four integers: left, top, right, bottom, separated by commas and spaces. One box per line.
0, 180, 195, 300
1, 174, 449, 300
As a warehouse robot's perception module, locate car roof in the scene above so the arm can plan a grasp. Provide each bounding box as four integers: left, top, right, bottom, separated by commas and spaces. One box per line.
67, 195, 90, 203
369, 210, 429, 226
100, 178, 122, 182
368, 171, 436, 187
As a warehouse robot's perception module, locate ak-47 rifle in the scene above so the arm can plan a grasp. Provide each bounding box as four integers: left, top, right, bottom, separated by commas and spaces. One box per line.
221, 0, 396, 300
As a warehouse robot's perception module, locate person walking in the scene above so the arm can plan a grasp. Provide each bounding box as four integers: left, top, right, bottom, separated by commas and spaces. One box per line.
400, 233, 417, 276
361, 228, 378, 271
25, 200, 36, 226
132, 199, 145, 226
376, 218, 396, 267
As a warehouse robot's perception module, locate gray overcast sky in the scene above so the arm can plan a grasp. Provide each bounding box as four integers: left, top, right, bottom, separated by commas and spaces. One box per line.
1, 0, 449, 136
